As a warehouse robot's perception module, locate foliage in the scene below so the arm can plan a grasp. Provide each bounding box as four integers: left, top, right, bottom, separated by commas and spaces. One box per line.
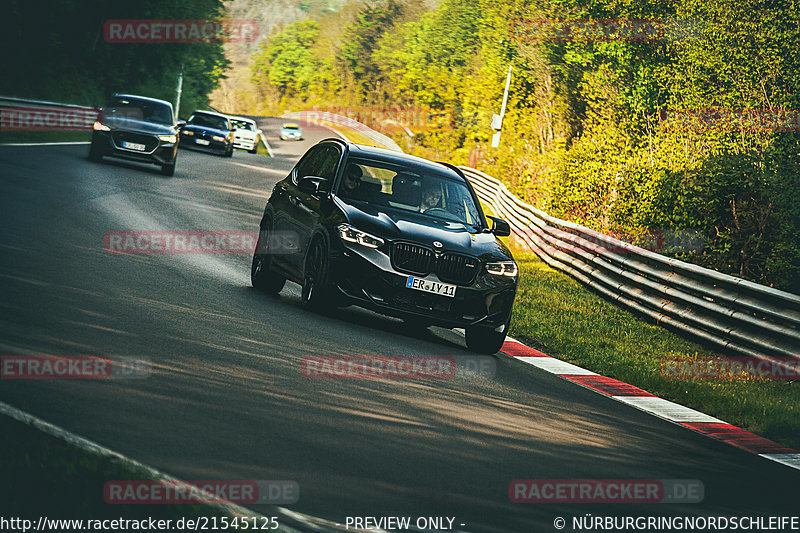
250, 0, 799, 293
1, 0, 229, 114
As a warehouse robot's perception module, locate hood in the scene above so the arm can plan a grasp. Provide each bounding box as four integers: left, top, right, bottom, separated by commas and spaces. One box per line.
103, 116, 176, 135
336, 198, 512, 260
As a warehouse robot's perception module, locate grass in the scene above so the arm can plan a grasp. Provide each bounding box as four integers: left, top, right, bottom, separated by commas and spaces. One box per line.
507, 250, 800, 449
0, 414, 230, 521
255, 136, 272, 156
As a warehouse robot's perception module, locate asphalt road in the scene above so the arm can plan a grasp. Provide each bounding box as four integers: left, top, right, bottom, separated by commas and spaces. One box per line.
1, 119, 799, 532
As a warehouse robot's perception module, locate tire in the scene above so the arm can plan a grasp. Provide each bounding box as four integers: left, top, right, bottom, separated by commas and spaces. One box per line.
161, 161, 176, 176
225, 145, 233, 158
88, 139, 103, 162
249, 146, 258, 154
251, 224, 286, 294
465, 321, 509, 354
301, 238, 332, 310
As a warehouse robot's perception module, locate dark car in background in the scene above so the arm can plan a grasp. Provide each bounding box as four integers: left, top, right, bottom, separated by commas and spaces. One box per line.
89, 94, 178, 176
179, 110, 234, 157
251, 139, 518, 354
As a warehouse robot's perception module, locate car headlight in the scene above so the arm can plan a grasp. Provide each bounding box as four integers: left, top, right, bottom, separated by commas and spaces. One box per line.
338, 224, 384, 248
93, 121, 110, 131
182, 130, 194, 136
486, 261, 518, 277
158, 134, 177, 143
212, 135, 226, 142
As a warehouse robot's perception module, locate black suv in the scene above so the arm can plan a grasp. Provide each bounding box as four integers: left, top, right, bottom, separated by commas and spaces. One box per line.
89, 94, 178, 176
251, 139, 518, 354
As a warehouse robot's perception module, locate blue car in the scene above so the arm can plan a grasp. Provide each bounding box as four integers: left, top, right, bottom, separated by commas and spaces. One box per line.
179, 110, 234, 157
279, 123, 303, 141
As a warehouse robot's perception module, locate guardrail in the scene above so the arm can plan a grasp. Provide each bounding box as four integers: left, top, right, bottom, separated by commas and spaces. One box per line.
9, 94, 796, 360
0, 96, 99, 132
460, 166, 800, 362
283, 111, 403, 152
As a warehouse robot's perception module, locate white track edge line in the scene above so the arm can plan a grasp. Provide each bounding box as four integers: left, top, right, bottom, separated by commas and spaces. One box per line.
0, 400, 324, 532
503, 342, 800, 471
759, 454, 800, 471
259, 132, 274, 157
0, 141, 91, 146
613, 395, 726, 424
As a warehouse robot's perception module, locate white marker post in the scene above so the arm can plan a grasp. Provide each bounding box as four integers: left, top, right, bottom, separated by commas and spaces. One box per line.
174, 65, 183, 121
491, 64, 513, 147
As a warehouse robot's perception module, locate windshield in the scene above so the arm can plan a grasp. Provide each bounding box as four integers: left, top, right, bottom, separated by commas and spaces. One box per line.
105, 97, 173, 125
231, 119, 255, 131
337, 158, 484, 229
188, 113, 229, 131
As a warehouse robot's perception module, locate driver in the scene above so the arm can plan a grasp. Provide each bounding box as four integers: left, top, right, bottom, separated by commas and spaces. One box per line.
339, 164, 363, 197
420, 183, 442, 212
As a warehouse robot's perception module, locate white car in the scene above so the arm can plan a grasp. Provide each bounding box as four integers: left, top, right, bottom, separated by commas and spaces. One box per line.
229, 116, 261, 154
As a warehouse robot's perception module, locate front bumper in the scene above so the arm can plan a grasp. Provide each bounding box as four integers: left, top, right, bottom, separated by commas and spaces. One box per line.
329, 242, 516, 328
234, 137, 257, 150
180, 131, 230, 154
91, 130, 176, 165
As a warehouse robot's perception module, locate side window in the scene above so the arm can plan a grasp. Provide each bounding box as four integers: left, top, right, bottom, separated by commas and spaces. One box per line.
316, 145, 342, 181
293, 146, 324, 183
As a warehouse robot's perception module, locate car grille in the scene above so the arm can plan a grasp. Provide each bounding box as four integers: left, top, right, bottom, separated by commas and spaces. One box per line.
391, 242, 434, 275
436, 253, 479, 285
390, 242, 479, 285
112, 131, 158, 152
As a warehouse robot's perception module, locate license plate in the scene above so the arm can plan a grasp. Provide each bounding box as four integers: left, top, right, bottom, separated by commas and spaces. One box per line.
122, 141, 146, 151
406, 276, 456, 298
196, 139, 210, 145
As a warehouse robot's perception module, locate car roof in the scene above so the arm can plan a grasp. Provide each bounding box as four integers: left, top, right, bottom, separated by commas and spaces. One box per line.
344, 142, 462, 178
282, 123, 300, 128
189, 110, 230, 120
111, 94, 173, 108
229, 116, 255, 124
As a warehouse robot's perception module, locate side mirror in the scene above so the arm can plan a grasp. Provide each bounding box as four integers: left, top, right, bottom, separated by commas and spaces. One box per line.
176, 119, 186, 130
298, 175, 329, 196
487, 216, 511, 237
